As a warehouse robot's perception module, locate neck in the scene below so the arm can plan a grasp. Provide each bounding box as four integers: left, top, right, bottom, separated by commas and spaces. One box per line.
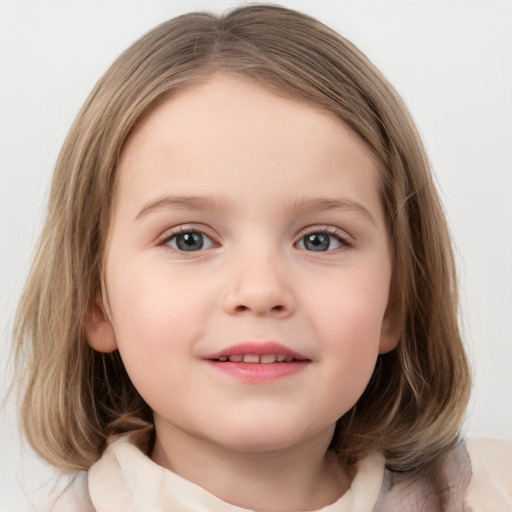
151, 423, 350, 512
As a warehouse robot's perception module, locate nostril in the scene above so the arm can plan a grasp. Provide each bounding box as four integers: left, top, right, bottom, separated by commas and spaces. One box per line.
232, 304, 286, 314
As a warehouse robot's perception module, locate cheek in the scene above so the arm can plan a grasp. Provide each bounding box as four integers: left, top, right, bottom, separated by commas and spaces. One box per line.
105, 262, 211, 386
308, 270, 389, 345
108, 257, 208, 336
304, 272, 389, 403
109, 292, 195, 414
318, 303, 383, 421
324, 296, 383, 375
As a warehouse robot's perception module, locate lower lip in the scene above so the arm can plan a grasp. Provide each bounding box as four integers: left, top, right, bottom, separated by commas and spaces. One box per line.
206, 360, 309, 382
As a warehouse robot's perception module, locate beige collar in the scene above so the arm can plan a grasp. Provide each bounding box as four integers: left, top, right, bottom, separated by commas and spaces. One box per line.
88, 437, 386, 512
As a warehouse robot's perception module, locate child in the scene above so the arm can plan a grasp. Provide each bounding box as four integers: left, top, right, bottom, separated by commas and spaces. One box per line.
12, 4, 511, 511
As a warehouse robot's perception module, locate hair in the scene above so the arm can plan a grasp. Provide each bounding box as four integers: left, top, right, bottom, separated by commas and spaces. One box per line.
14, 4, 470, 474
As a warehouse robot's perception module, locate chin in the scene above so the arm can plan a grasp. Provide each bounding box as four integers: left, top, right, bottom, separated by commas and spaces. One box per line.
209, 420, 332, 454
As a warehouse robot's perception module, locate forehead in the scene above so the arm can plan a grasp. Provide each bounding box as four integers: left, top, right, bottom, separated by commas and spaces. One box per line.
115, 74, 383, 222
124, 74, 375, 159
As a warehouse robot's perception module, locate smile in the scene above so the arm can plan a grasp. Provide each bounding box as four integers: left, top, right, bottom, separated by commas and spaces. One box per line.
216, 354, 296, 363
204, 342, 310, 382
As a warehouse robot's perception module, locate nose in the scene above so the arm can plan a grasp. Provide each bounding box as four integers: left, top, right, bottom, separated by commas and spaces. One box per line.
222, 252, 296, 318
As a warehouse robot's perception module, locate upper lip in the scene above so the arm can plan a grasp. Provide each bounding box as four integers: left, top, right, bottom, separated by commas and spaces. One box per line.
204, 341, 309, 361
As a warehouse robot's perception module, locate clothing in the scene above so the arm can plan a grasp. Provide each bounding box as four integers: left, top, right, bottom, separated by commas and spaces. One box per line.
48, 437, 512, 512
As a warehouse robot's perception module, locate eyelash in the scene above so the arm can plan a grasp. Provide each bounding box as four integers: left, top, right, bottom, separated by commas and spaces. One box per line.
158, 226, 352, 254
159, 226, 216, 252
295, 227, 352, 252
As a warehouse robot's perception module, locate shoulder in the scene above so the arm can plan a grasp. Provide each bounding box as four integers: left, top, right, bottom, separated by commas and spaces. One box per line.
43, 472, 95, 512
465, 438, 512, 511
374, 439, 511, 511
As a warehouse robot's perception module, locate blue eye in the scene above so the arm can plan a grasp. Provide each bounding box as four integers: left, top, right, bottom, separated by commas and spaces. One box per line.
165, 231, 214, 252
297, 232, 344, 252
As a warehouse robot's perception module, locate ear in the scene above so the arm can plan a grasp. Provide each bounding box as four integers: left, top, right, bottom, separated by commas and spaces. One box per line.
378, 306, 401, 354
84, 290, 118, 353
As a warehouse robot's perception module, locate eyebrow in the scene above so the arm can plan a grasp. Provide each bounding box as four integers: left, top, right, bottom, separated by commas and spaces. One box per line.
135, 195, 232, 220
288, 197, 377, 226
135, 194, 376, 226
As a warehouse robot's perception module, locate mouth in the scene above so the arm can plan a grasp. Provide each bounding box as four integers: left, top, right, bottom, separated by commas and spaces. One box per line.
204, 341, 309, 363
204, 342, 310, 382
214, 354, 301, 363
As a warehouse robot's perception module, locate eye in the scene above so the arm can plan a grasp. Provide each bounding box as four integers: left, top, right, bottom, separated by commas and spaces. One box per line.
296, 231, 347, 252
164, 230, 215, 252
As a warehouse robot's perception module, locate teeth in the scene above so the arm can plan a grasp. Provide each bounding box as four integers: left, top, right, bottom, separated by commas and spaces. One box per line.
217, 354, 296, 363
243, 354, 260, 363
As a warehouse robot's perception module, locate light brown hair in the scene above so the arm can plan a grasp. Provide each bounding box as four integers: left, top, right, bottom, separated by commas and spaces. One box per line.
14, 4, 470, 473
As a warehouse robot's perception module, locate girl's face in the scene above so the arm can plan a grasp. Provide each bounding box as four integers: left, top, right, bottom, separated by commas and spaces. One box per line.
90, 75, 398, 456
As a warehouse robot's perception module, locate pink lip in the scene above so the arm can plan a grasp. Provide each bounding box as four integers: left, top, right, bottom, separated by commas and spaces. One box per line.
204, 341, 310, 383
204, 341, 308, 361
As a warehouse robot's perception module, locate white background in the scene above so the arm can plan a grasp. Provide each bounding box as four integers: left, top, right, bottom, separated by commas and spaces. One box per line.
1, 1, 511, 510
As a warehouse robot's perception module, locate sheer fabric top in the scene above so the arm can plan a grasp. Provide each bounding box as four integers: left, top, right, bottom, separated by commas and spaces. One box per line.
48, 437, 512, 511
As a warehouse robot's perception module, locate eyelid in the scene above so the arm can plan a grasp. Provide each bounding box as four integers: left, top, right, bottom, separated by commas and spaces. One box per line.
157, 224, 219, 250
294, 226, 353, 249
155, 224, 353, 253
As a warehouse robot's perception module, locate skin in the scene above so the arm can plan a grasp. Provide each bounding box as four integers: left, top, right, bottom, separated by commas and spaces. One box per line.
86, 74, 398, 511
